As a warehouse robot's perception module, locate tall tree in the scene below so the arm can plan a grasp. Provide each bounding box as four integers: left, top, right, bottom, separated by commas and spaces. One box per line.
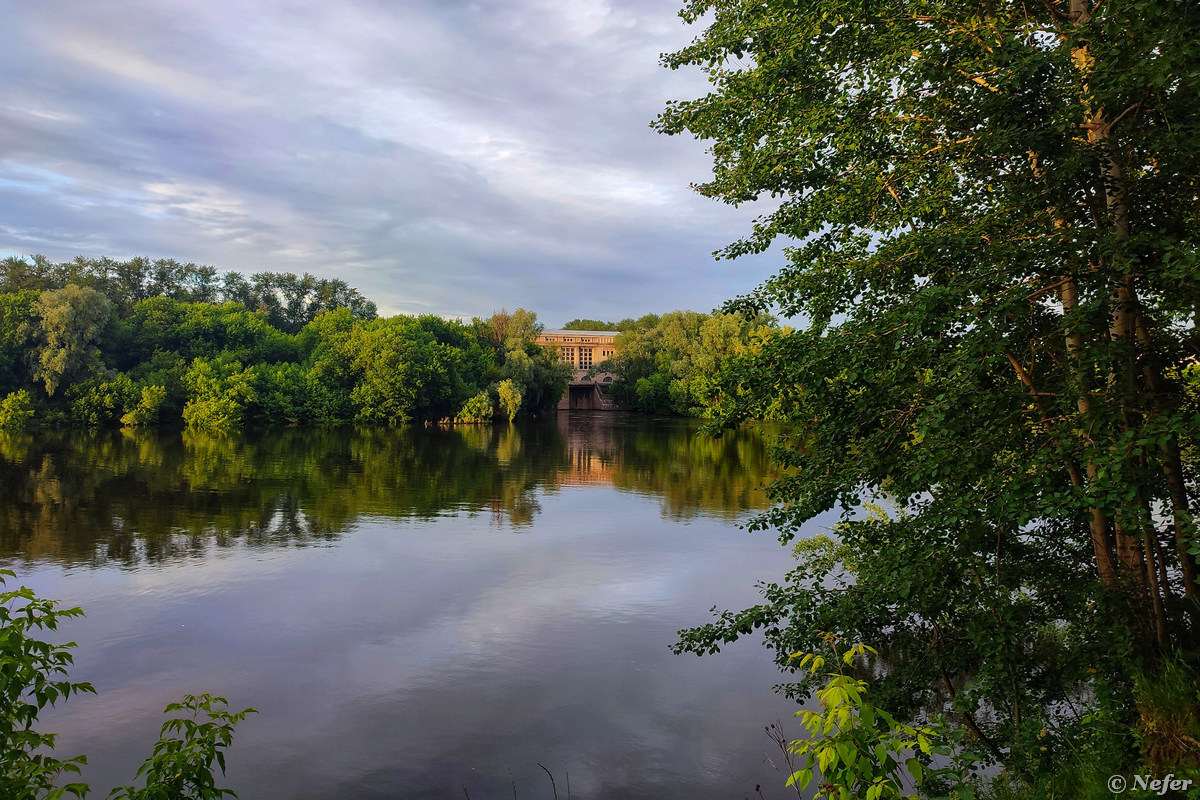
0, 292, 37, 396
29, 286, 111, 397
658, 0, 1200, 776
478, 308, 544, 350
229, 271, 377, 333
0, 256, 56, 293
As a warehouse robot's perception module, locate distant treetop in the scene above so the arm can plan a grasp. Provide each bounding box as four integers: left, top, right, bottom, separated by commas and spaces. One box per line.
562, 319, 619, 331
563, 315, 662, 332
0, 254, 377, 334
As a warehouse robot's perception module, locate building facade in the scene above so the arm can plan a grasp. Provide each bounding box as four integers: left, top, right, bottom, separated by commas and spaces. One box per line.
534, 330, 619, 370
535, 329, 621, 410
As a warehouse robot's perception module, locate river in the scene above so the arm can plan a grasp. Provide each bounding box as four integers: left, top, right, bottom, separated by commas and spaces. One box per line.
1, 412, 806, 799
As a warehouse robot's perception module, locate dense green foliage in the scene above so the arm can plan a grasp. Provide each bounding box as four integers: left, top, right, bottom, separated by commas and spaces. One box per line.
0, 256, 568, 429
593, 310, 777, 416
657, 0, 1200, 795
0, 570, 252, 799
30, 287, 110, 398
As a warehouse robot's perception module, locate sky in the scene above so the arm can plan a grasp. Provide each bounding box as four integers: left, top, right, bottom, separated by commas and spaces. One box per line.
0, 0, 787, 323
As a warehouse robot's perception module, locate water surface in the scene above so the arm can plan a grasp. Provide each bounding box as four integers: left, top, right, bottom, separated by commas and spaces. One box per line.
2, 413, 804, 799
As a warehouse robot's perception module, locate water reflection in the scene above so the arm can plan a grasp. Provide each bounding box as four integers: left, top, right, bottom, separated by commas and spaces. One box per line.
13, 413, 799, 799
0, 414, 777, 567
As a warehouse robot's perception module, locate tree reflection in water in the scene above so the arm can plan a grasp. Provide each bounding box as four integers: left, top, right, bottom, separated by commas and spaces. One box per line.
0, 413, 779, 568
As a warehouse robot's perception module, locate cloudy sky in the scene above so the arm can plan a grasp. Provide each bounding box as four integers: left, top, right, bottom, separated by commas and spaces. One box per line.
0, 0, 786, 323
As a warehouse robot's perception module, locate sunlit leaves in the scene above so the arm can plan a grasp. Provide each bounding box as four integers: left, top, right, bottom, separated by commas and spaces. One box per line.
780, 638, 979, 799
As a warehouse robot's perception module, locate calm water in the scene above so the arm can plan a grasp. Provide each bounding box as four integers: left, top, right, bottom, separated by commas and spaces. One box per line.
1, 413, 808, 799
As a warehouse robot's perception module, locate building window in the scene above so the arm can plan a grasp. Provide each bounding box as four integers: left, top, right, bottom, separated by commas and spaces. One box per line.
562, 347, 575, 364
580, 348, 593, 369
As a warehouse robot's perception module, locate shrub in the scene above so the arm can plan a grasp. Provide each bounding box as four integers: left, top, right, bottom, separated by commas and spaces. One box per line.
0, 390, 34, 431
109, 695, 257, 800
121, 385, 168, 427
457, 391, 494, 423
67, 374, 137, 426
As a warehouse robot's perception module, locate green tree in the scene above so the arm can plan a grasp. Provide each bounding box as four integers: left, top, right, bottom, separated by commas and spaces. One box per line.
66, 373, 138, 426
296, 307, 360, 423
127, 353, 188, 422
350, 316, 465, 423
0, 256, 57, 294
506, 308, 543, 346
779, 640, 978, 800
478, 308, 544, 351
224, 271, 375, 334
466, 309, 567, 419
500, 343, 571, 416
497, 379, 523, 422
251, 362, 313, 426
0, 292, 38, 396
658, 0, 1200, 785
615, 314, 661, 332
30, 286, 111, 397
600, 310, 773, 415
119, 299, 295, 369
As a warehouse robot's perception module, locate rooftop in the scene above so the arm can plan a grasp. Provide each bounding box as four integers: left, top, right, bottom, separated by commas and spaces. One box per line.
540, 329, 618, 337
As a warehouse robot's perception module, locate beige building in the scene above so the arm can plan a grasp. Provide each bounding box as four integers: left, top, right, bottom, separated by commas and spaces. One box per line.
536, 329, 622, 410
535, 330, 619, 370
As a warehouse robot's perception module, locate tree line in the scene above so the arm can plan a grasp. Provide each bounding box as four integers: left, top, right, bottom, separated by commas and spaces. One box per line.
0, 256, 570, 430
1, 255, 377, 330
0, 252, 781, 429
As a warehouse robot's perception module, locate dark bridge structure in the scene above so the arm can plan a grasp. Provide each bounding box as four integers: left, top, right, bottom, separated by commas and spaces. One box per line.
561, 377, 620, 411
